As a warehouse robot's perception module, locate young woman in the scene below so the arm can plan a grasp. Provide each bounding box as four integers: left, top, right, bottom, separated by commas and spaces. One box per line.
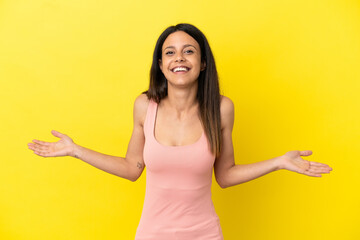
28, 23, 332, 240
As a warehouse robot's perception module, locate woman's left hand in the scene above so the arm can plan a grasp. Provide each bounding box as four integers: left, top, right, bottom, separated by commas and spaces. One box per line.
278, 150, 333, 177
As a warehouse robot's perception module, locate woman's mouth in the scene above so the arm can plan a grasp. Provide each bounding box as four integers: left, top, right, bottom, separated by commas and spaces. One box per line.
171, 66, 190, 73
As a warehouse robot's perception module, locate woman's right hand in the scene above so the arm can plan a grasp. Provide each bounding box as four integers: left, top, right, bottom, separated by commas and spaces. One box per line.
28, 130, 75, 157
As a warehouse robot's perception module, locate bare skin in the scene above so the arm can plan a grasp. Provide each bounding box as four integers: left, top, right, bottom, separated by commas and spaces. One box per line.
28, 94, 149, 182
27, 31, 333, 186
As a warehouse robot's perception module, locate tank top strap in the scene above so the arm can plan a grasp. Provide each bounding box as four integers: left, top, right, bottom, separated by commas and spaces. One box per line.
143, 99, 157, 138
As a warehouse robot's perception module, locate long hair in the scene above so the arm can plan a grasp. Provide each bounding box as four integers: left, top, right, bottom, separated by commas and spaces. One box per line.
144, 23, 221, 158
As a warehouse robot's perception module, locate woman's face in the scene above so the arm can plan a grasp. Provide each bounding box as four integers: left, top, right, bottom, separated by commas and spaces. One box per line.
159, 31, 206, 88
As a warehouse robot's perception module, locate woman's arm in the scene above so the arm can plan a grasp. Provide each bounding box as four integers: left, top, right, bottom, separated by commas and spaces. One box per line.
213, 96, 333, 188
28, 94, 149, 182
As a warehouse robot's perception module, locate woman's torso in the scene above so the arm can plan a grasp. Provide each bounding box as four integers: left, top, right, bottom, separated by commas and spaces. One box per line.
134, 99, 223, 240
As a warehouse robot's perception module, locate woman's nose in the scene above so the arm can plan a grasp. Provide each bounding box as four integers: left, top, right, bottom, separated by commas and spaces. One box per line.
175, 54, 185, 62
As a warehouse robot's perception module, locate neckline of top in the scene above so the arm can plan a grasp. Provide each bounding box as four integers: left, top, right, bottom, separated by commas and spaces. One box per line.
152, 101, 205, 148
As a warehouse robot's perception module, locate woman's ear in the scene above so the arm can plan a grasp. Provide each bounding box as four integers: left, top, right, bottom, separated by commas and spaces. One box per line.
200, 61, 206, 71
158, 59, 163, 71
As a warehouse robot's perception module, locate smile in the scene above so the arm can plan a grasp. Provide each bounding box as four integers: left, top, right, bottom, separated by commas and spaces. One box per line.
171, 66, 190, 72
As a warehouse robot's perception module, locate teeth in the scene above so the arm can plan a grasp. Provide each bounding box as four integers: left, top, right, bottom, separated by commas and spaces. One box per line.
173, 67, 188, 72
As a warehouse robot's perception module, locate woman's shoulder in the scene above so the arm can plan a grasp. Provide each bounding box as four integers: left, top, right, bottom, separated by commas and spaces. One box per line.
134, 93, 150, 107
220, 95, 234, 129
133, 93, 150, 126
220, 95, 234, 114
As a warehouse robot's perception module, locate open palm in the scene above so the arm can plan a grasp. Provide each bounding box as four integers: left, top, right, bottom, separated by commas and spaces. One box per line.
28, 130, 75, 157
280, 150, 332, 177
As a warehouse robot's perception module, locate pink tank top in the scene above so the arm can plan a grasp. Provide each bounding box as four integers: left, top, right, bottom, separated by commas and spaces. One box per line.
135, 100, 224, 240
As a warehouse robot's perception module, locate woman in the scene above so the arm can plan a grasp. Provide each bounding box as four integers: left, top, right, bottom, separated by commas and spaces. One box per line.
28, 23, 332, 239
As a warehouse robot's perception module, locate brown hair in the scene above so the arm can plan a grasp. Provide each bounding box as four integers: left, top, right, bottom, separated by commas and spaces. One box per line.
144, 23, 221, 157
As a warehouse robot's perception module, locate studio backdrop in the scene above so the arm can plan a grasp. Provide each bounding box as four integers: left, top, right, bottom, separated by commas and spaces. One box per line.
1, 0, 359, 239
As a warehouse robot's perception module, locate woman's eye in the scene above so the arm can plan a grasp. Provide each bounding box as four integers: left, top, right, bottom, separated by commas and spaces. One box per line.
165, 50, 193, 55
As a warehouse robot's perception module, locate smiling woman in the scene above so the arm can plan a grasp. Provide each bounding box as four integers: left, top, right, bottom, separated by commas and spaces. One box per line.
146, 24, 222, 158
27, 23, 333, 240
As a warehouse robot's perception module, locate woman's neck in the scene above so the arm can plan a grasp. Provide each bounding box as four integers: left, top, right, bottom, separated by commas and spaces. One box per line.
164, 82, 199, 116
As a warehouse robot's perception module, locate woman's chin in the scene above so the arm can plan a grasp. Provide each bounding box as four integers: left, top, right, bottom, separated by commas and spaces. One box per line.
167, 79, 198, 89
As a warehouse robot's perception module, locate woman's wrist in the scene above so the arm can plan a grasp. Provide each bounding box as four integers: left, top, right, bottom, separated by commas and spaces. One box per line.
70, 143, 80, 158
274, 156, 286, 171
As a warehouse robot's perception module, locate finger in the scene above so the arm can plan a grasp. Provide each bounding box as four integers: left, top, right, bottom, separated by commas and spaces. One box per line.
311, 165, 332, 171
312, 165, 332, 172
309, 161, 324, 166
308, 167, 332, 174
34, 150, 52, 157
300, 150, 313, 156
28, 143, 37, 151
310, 161, 332, 170
312, 164, 332, 171
51, 130, 66, 139
28, 143, 49, 151
303, 170, 322, 177
32, 139, 51, 146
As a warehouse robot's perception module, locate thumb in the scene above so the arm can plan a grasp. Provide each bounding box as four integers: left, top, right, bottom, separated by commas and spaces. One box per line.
51, 130, 66, 139
300, 150, 313, 156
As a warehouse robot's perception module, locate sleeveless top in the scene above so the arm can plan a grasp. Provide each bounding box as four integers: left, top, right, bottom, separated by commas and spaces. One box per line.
135, 100, 224, 240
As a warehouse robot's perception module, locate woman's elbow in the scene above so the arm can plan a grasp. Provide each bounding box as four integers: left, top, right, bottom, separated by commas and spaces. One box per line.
216, 177, 230, 189
129, 173, 142, 182
125, 169, 143, 182
116, 165, 143, 182
122, 158, 145, 182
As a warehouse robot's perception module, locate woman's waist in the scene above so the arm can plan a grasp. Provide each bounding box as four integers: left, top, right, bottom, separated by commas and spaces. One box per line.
145, 171, 213, 189
140, 187, 217, 224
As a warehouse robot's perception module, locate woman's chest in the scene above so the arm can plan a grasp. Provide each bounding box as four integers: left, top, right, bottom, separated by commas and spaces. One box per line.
154, 111, 203, 147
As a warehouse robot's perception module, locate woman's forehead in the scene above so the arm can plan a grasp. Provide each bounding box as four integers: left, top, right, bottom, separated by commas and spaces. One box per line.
162, 31, 199, 50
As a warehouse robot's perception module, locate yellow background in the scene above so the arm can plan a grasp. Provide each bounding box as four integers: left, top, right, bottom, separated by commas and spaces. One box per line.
1, 0, 359, 239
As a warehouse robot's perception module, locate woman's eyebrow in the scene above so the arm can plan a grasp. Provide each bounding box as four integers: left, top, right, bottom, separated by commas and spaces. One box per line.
164, 44, 197, 51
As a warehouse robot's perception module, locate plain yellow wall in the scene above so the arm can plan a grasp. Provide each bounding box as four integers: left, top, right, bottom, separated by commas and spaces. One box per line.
1, 0, 359, 239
